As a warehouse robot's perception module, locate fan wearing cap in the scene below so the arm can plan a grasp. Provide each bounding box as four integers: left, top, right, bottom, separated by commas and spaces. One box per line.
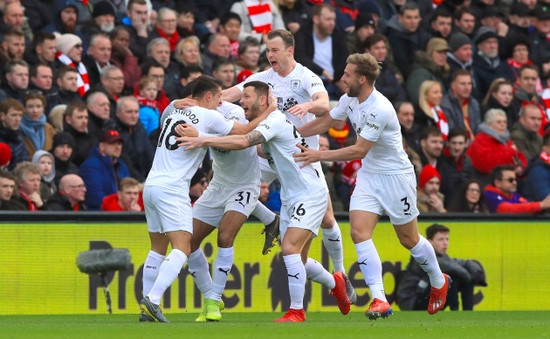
471, 26, 515, 97
417, 165, 446, 213
447, 33, 474, 76
79, 129, 130, 211
528, 4, 550, 69
506, 2, 533, 37
406, 37, 451, 105
347, 12, 376, 55
55, 33, 90, 97
82, 0, 116, 40
44, 1, 86, 39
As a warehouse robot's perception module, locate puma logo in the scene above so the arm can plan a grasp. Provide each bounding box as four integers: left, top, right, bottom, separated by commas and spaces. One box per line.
218, 267, 230, 276
419, 260, 428, 266
358, 259, 368, 266
287, 273, 300, 280
328, 237, 340, 242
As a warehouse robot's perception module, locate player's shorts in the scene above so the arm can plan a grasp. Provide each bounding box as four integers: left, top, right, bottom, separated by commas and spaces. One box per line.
143, 184, 193, 234
259, 156, 278, 184
279, 189, 328, 242
193, 181, 260, 227
350, 170, 419, 226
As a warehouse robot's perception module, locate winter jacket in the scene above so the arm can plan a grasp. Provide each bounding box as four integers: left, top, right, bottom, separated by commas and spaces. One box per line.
510, 122, 543, 162
21, 122, 56, 160
63, 122, 97, 166
528, 28, 550, 68
21, 0, 56, 32
375, 61, 406, 105
466, 124, 527, 175
438, 148, 474, 208
112, 118, 154, 182
79, 147, 130, 211
0, 127, 30, 171
406, 51, 451, 105
481, 95, 516, 122
508, 86, 547, 130
139, 105, 160, 136
483, 185, 543, 213
472, 52, 515, 100
46, 191, 87, 211
416, 189, 446, 213
523, 156, 550, 202
440, 91, 481, 136
101, 192, 144, 211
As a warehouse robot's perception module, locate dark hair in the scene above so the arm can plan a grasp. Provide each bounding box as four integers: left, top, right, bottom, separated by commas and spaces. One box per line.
426, 223, 450, 240
400, 2, 419, 15
127, 0, 146, 11
454, 7, 475, 21
0, 98, 24, 113
420, 126, 442, 140
5, 59, 28, 74
238, 36, 260, 56
30, 63, 52, 78
141, 60, 164, 75
110, 26, 130, 40
212, 58, 234, 72
221, 12, 242, 26
449, 179, 488, 213
55, 65, 78, 80
23, 92, 46, 106
191, 75, 221, 98
430, 8, 452, 23
518, 64, 539, 77
180, 65, 203, 79
64, 101, 87, 119
32, 31, 56, 47
3, 27, 24, 40
447, 127, 468, 141
451, 69, 472, 83
491, 164, 516, 185
0, 170, 15, 181
364, 33, 386, 50
544, 132, 550, 146
243, 80, 270, 98
395, 101, 413, 113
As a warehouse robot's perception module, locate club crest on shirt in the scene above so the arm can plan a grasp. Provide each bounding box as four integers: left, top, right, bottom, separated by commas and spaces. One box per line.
291, 79, 301, 92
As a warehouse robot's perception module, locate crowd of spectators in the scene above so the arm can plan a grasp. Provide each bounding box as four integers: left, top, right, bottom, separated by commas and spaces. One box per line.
0, 0, 550, 215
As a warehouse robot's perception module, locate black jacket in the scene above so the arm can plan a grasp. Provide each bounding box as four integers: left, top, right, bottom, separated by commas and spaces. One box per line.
47, 191, 87, 211
113, 117, 154, 182
63, 122, 97, 166
472, 53, 515, 100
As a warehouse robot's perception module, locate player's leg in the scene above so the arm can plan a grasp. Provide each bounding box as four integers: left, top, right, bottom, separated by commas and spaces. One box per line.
252, 201, 280, 254
320, 189, 346, 274
142, 233, 169, 298
188, 218, 216, 297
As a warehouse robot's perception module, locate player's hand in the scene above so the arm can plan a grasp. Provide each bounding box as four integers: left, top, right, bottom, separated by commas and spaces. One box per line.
177, 136, 204, 150
173, 98, 198, 109
293, 144, 320, 168
287, 102, 312, 119
175, 123, 198, 137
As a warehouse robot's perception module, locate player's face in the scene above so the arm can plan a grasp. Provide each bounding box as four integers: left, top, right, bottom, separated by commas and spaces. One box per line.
0, 178, 15, 200
118, 185, 139, 210
240, 87, 261, 120
206, 88, 223, 110
429, 231, 449, 255
266, 37, 292, 74
19, 172, 41, 195
448, 135, 467, 158
341, 64, 362, 97
37, 155, 53, 177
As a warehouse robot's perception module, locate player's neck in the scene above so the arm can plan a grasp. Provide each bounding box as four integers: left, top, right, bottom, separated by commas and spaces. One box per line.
357, 85, 374, 103
277, 60, 297, 77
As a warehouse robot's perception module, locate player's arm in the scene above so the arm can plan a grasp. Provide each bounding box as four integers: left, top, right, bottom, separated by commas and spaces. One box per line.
180, 130, 266, 151
297, 113, 340, 137
222, 86, 243, 102
293, 136, 374, 168
287, 92, 330, 118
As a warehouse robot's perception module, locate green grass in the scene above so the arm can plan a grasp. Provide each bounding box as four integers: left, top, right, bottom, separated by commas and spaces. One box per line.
0, 311, 549, 338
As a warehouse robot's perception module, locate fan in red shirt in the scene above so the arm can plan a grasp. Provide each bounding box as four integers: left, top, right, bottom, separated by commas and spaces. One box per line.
101, 177, 143, 211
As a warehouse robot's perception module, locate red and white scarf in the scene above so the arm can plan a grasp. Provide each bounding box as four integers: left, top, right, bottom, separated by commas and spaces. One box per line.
245, 0, 272, 34
57, 52, 90, 97
430, 105, 449, 140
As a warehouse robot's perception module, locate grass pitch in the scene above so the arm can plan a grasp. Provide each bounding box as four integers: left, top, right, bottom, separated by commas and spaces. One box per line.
0, 311, 548, 339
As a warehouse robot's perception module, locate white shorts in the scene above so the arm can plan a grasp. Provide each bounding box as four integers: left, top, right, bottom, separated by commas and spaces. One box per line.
279, 189, 328, 242
193, 181, 260, 227
350, 170, 419, 225
259, 156, 278, 184
143, 185, 193, 234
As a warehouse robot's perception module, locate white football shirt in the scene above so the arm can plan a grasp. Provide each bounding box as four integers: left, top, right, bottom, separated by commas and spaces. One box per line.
145, 102, 234, 188
330, 91, 413, 175
254, 110, 326, 205
211, 101, 260, 186
236, 62, 327, 150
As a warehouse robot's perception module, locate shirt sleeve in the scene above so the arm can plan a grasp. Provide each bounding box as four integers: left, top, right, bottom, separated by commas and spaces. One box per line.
254, 113, 280, 142
329, 94, 350, 121
303, 69, 328, 97
206, 109, 235, 136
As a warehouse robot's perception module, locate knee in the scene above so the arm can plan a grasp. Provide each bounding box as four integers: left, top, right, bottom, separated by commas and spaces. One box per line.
350, 227, 370, 244
217, 232, 235, 248
321, 213, 335, 228
399, 234, 419, 250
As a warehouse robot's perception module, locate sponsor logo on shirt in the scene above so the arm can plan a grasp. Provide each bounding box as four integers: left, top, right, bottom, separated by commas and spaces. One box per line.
282, 97, 298, 111
258, 123, 270, 130
311, 82, 323, 88
365, 120, 380, 131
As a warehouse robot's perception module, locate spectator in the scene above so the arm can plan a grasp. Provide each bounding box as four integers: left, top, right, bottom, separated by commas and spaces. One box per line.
510, 104, 543, 161
523, 133, 550, 202
21, 0, 56, 33
397, 223, 485, 311
446, 33, 474, 84
235, 37, 261, 76
294, 4, 348, 98
81, 0, 116, 40
10, 161, 47, 210
440, 70, 481, 139
467, 109, 527, 182
47, 173, 87, 210
212, 58, 236, 90
406, 37, 451, 105
505, 37, 533, 80
472, 26, 515, 98
46, 66, 84, 113
31, 150, 56, 203
80, 129, 129, 210
145, 38, 180, 99
0, 170, 16, 210
20, 93, 56, 157
174, 3, 197, 39
113, 96, 153, 182
82, 34, 112, 88
509, 64, 547, 132
189, 168, 207, 205
438, 128, 474, 208
139, 61, 170, 113
419, 126, 443, 168
506, 2, 533, 38
528, 4, 550, 70
109, 26, 142, 92
50, 132, 79, 185
0, 98, 29, 171
481, 79, 514, 121
0, 28, 26, 66
219, 12, 242, 60
417, 164, 446, 213
418, 80, 448, 137
101, 176, 143, 211
55, 33, 90, 97
135, 76, 160, 136
45, 0, 85, 38
175, 65, 203, 97
230, 0, 285, 43
347, 12, 376, 55
452, 7, 476, 38
479, 6, 506, 40
201, 33, 232, 76
278, 0, 313, 34
397, 101, 422, 154
96, 65, 125, 115
386, 2, 430, 77
124, 0, 150, 62
29, 64, 54, 96
86, 91, 113, 144
174, 36, 203, 69
63, 101, 95, 166
364, 34, 406, 104
449, 179, 489, 213
149, 8, 180, 52
429, 8, 453, 40
0, 59, 29, 103
484, 164, 550, 213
